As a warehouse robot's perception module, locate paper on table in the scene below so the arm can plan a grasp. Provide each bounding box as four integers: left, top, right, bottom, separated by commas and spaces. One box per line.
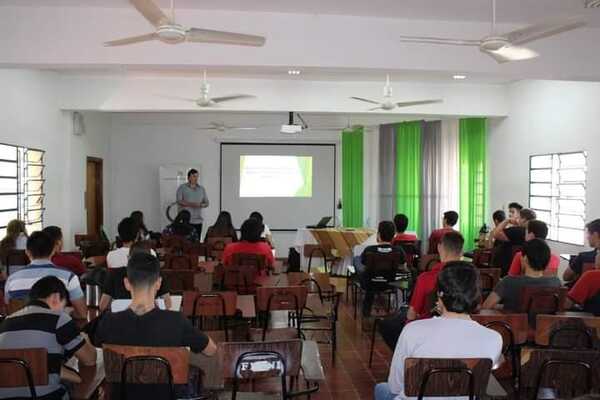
111, 295, 182, 313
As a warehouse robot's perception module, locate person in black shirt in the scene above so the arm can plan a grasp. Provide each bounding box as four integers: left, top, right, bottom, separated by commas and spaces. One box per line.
92, 252, 217, 399
563, 219, 600, 283
359, 221, 406, 319
491, 208, 537, 274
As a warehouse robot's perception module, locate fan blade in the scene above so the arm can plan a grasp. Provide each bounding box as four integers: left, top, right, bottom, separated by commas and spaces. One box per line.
211, 94, 255, 103
483, 46, 539, 63
398, 35, 480, 46
104, 33, 158, 46
228, 127, 258, 131
156, 94, 198, 102
130, 0, 170, 27
350, 96, 381, 105
396, 99, 443, 108
186, 28, 266, 46
369, 106, 383, 111
503, 16, 586, 46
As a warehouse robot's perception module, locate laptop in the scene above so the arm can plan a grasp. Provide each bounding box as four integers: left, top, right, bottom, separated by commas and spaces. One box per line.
306, 216, 333, 229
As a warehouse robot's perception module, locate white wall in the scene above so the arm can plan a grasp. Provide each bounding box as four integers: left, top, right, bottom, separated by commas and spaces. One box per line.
489, 80, 600, 255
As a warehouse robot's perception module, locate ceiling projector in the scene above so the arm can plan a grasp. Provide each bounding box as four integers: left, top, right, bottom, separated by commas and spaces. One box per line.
280, 112, 306, 134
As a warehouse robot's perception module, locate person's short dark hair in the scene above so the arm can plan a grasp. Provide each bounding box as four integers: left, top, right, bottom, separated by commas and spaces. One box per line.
393, 214, 409, 233
437, 261, 481, 314
519, 208, 537, 222
240, 218, 262, 242
187, 168, 198, 179
27, 231, 55, 258
42, 226, 63, 247
527, 220, 549, 239
509, 202, 523, 211
522, 238, 551, 271
118, 217, 138, 243
440, 231, 464, 255
378, 221, 396, 242
28, 276, 69, 303
443, 211, 459, 227
126, 252, 161, 288
492, 210, 506, 224
129, 240, 154, 257
249, 211, 264, 224
586, 219, 600, 236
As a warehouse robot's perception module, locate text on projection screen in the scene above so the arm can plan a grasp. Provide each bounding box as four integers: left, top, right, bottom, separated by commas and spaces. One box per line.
239, 155, 313, 198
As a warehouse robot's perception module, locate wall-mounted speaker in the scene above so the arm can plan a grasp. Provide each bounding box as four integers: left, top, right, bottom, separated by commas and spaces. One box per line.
72, 111, 85, 136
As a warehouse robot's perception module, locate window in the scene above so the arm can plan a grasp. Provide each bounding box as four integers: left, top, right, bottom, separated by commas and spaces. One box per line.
529, 151, 587, 245
0, 143, 45, 238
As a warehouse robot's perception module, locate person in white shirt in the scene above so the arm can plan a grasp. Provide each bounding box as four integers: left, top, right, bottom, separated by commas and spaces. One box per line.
374, 261, 502, 400
107, 217, 156, 269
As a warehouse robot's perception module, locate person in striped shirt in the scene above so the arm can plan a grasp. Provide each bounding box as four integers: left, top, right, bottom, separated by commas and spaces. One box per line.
4, 231, 87, 319
0, 276, 96, 399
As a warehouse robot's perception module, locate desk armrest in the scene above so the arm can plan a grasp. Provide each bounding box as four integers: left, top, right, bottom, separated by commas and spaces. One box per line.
301, 340, 325, 382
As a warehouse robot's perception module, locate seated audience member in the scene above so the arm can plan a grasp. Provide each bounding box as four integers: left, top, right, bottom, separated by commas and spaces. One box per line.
486, 210, 506, 248
92, 252, 217, 399
507, 220, 560, 277
491, 208, 537, 273
4, 231, 87, 318
376, 232, 465, 351
108, 217, 144, 269
99, 243, 171, 312
163, 210, 200, 242
565, 251, 600, 315
130, 210, 150, 241
507, 202, 523, 221
358, 221, 406, 319
222, 218, 274, 268
249, 211, 273, 246
43, 226, 87, 275
563, 219, 600, 283
0, 219, 28, 277
427, 211, 459, 254
392, 214, 417, 243
0, 276, 96, 399
205, 211, 238, 242
374, 262, 502, 400
482, 239, 561, 311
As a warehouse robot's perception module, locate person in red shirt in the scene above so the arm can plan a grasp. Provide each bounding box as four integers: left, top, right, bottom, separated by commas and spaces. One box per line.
42, 226, 86, 275
427, 211, 459, 255
565, 251, 600, 315
392, 214, 418, 243
222, 218, 274, 268
407, 231, 465, 320
507, 220, 560, 277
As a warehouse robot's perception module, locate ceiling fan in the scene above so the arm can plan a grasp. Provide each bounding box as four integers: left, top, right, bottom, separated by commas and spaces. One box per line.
396, 0, 585, 63
196, 122, 257, 132
162, 70, 255, 107
105, 0, 266, 47
350, 75, 442, 111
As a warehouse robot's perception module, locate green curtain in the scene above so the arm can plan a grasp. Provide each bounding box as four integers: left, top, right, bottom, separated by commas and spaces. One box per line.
395, 121, 422, 235
342, 127, 364, 227
459, 118, 488, 248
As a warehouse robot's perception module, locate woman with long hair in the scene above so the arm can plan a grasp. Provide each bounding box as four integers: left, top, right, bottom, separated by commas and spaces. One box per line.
130, 210, 150, 241
249, 211, 273, 246
0, 219, 28, 276
163, 210, 199, 242
205, 211, 238, 242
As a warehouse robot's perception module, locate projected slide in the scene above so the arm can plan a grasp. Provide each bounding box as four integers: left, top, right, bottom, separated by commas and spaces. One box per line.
240, 155, 313, 197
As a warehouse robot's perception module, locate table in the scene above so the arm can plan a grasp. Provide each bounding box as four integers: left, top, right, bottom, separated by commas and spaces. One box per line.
236, 295, 256, 319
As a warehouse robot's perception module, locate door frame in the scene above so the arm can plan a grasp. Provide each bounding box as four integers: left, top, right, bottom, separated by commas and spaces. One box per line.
86, 156, 104, 236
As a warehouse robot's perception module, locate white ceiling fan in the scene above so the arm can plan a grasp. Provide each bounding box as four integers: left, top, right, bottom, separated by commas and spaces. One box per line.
350, 75, 442, 111
105, 0, 266, 47
162, 70, 255, 107
397, 0, 585, 64
196, 122, 258, 132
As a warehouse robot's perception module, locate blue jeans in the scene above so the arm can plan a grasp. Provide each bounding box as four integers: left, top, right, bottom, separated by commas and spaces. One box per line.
374, 383, 397, 400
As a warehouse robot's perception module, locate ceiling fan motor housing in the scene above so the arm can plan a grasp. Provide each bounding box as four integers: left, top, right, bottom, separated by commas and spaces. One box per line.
480, 36, 510, 51
157, 24, 186, 43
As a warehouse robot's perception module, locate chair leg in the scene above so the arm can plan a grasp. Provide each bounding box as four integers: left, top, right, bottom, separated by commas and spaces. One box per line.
369, 318, 379, 367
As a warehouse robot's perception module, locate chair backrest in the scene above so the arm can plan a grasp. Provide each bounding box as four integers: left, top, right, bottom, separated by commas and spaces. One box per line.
478, 268, 501, 298
75, 233, 99, 247
80, 240, 111, 259
222, 265, 258, 295
393, 240, 421, 267
7, 299, 27, 315
535, 314, 600, 348
231, 252, 267, 274
181, 291, 237, 318
472, 249, 493, 267
0, 348, 48, 390
518, 286, 567, 325
161, 235, 192, 255
219, 340, 303, 380
103, 345, 190, 385
256, 286, 308, 313
363, 252, 403, 282
160, 269, 196, 293
471, 312, 529, 345
404, 358, 492, 398
205, 237, 232, 261
6, 250, 30, 276
164, 253, 196, 270
187, 242, 208, 259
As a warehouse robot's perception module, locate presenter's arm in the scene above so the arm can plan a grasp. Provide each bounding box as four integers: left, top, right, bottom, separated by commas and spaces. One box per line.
200, 188, 209, 208
176, 185, 199, 208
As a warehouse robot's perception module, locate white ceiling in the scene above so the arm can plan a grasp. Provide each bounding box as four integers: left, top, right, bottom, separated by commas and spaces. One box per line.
3, 0, 598, 24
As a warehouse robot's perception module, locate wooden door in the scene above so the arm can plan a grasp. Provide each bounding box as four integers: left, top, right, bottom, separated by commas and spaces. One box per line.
86, 157, 103, 236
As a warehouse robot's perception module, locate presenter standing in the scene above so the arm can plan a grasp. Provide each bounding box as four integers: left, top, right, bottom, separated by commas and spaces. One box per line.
176, 168, 209, 238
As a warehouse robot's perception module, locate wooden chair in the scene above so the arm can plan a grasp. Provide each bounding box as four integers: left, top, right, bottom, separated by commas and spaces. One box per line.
182, 291, 238, 342
520, 348, 600, 399
188, 242, 208, 260
535, 314, 600, 348
219, 339, 319, 400
103, 345, 190, 400
222, 265, 259, 295
472, 248, 493, 268
518, 287, 568, 329
302, 245, 331, 274
161, 235, 193, 255
404, 358, 493, 400
5, 249, 29, 276
163, 253, 196, 270
231, 252, 267, 275
160, 269, 197, 294
418, 254, 440, 272
478, 268, 501, 300
75, 233, 99, 247
393, 240, 421, 269
80, 240, 110, 259
0, 348, 48, 399
253, 286, 308, 341
205, 237, 232, 261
